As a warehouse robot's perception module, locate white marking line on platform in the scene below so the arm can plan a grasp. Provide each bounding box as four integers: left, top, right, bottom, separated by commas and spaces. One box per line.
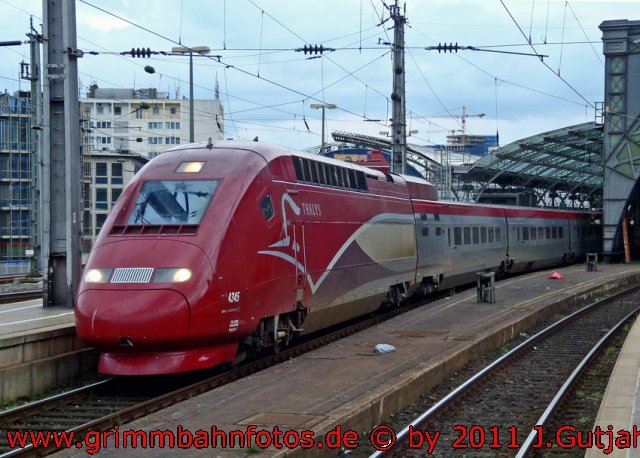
0, 312, 74, 327
437, 270, 550, 311
0, 304, 41, 314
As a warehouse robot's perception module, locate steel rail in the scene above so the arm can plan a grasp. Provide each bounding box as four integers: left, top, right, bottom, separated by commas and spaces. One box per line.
0, 291, 412, 457
369, 283, 640, 457
515, 307, 639, 457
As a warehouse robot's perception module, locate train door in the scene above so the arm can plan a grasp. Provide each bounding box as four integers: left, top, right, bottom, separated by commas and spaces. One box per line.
566, 218, 576, 262
292, 220, 307, 301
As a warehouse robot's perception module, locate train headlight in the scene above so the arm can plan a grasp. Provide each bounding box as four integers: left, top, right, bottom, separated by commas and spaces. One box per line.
153, 268, 192, 283
176, 161, 205, 173
84, 268, 112, 283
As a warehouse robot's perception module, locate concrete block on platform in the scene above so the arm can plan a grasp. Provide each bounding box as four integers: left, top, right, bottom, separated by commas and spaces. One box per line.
31, 358, 58, 396
56, 352, 81, 382
0, 343, 23, 368
1, 364, 31, 401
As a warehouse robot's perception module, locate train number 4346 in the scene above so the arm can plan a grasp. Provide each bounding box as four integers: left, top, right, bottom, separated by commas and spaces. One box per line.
227, 292, 241, 303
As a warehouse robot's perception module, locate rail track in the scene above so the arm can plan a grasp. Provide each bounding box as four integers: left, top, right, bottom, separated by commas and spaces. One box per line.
369, 285, 640, 457
0, 296, 413, 457
0, 290, 43, 305
0, 275, 33, 285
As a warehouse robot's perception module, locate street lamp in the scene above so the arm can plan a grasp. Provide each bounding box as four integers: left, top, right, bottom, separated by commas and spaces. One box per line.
310, 103, 336, 152
171, 46, 211, 143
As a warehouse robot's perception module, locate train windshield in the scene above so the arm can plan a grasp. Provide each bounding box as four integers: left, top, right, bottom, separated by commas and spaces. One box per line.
127, 180, 218, 225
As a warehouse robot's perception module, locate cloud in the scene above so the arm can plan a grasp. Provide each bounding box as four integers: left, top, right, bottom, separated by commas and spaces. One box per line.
77, 10, 132, 33
1, 0, 637, 151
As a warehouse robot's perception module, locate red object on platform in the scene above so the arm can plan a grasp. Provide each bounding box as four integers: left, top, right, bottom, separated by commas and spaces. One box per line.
548, 271, 564, 280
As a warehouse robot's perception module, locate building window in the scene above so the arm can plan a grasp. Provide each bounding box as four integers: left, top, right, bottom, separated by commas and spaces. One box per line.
114, 106, 122, 115
152, 106, 160, 115
170, 107, 177, 114
97, 106, 104, 114
135, 108, 143, 119
96, 188, 108, 210
95, 213, 108, 235
111, 162, 123, 185
83, 211, 92, 236
95, 162, 108, 184
111, 188, 122, 205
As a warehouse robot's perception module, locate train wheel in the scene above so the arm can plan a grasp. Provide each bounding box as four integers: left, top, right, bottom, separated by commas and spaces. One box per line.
273, 329, 291, 354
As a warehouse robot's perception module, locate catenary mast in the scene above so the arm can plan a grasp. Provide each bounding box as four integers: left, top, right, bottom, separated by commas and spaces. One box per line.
389, 0, 407, 174
42, 0, 82, 307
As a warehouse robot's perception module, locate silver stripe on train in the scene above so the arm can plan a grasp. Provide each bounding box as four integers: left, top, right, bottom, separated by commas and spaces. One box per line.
111, 267, 154, 284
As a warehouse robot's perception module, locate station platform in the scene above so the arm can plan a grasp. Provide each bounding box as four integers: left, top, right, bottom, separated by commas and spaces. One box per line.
0, 299, 73, 337
0, 299, 93, 403
53, 262, 640, 457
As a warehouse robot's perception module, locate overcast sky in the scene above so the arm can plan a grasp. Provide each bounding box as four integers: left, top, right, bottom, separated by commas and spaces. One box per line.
1, 0, 638, 150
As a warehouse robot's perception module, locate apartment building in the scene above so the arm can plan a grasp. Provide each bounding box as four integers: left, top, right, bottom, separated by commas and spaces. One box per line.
81, 150, 147, 260
0, 91, 32, 273
80, 87, 224, 158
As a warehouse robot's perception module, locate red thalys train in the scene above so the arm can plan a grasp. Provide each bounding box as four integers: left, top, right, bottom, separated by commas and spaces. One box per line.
75, 141, 599, 375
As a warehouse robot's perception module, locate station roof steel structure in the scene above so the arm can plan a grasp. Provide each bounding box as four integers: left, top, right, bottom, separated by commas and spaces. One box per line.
328, 130, 469, 168
461, 122, 604, 198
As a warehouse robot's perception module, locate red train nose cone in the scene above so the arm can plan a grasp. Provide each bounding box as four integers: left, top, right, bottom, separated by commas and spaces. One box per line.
75, 289, 190, 350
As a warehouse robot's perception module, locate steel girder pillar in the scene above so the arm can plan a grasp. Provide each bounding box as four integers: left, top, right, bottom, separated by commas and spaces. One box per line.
600, 20, 640, 261
42, 0, 82, 306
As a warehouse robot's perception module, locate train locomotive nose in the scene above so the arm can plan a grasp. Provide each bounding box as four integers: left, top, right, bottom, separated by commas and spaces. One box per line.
75, 288, 190, 349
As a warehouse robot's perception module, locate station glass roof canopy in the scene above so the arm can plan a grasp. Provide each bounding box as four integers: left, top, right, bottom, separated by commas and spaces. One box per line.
463, 122, 604, 201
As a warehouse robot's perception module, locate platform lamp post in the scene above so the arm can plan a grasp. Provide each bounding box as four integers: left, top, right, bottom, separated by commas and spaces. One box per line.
171, 46, 211, 143
310, 103, 336, 152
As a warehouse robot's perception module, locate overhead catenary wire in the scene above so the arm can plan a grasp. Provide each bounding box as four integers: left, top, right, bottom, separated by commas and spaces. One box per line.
558, 0, 568, 75
1, 0, 614, 150
77, 0, 387, 129
565, 1, 604, 68
498, 0, 596, 109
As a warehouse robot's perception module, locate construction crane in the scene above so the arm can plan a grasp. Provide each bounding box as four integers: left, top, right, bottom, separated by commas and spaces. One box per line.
459, 106, 485, 136
424, 106, 485, 136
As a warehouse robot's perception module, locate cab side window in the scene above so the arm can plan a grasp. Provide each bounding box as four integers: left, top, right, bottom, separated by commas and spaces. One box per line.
260, 194, 275, 221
